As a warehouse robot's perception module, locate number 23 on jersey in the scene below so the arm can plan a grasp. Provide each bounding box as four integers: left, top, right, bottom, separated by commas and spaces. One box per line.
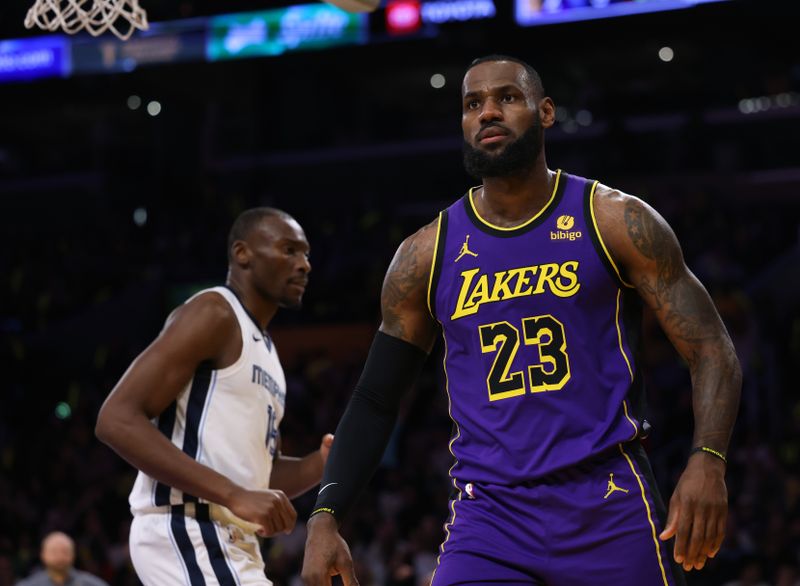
479, 314, 571, 401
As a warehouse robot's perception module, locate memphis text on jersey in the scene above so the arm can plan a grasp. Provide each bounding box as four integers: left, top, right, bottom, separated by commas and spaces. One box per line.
252, 364, 286, 404
451, 260, 581, 320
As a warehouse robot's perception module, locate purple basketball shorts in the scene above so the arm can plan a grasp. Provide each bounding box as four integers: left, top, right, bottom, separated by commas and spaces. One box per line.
431, 443, 686, 586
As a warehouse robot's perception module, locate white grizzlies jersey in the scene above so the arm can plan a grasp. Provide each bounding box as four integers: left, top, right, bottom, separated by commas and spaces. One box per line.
129, 286, 286, 514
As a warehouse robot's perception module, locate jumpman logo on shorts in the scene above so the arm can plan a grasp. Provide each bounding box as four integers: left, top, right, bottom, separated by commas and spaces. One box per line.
603, 473, 629, 499
455, 234, 478, 262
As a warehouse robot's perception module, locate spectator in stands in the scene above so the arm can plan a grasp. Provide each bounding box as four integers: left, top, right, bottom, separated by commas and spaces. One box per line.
15, 532, 108, 586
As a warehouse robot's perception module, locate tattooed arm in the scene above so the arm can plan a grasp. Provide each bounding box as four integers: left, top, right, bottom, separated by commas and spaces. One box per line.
302, 220, 439, 586
378, 218, 441, 350
594, 185, 741, 573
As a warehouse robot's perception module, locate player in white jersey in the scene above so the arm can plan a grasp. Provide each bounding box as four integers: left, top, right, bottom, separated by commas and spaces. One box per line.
96, 207, 331, 585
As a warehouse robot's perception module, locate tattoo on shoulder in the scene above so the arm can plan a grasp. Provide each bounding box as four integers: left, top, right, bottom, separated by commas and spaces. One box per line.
381, 221, 436, 339
623, 199, 656, 259
624, 199, 682, 290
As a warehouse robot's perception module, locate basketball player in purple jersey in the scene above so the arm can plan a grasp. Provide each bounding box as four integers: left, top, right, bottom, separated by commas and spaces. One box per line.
302, 56, 741, 585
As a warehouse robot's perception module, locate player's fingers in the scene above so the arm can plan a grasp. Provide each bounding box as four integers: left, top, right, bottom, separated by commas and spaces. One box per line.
281, 493, 297, 533
672, 500, 692, 565
684, 506, 707, 569
690, 554, 707, 572
689, 520, 709, 571
708, 507, 727, 558
260, 514, 276, 537
690, 500, 722, 571
263, 490, 289, 534
341, 569, 359, 586
700, 506, 720, 559
273, 493, 296, 534
659, 498, 679, 541
270, 509, 290, 535
338, 554, 359, 586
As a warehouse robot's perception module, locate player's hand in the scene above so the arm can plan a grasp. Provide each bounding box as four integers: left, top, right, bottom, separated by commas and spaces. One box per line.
302, 513, 359, 586
659, 453, 727, 572
227, 487, 297, 537
319, 433, 334, 465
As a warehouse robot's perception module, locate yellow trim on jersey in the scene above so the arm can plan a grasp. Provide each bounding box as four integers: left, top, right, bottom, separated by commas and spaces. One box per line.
468, 169, 562, 231
615, 289, 634, 382
432, 484, 462, 580
590, 181, 635, 288
427, 212, 444, 318
433, 334, 464, 572
618, 444, 670, 586
616, 289, 639, 440
622, 400, 639, 441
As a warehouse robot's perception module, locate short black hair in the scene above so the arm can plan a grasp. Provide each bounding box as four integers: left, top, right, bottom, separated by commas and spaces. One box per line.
467, 54, 545, 100
227, 207, 292, 261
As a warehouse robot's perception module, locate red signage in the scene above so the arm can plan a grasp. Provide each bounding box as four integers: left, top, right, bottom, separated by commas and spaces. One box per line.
386, 0, 422, 35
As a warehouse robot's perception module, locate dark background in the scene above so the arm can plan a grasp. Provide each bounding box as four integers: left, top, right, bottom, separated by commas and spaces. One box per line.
1, 0, 799, 584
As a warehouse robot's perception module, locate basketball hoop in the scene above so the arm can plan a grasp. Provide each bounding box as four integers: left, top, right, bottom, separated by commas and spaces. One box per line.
24, 0, 149, 41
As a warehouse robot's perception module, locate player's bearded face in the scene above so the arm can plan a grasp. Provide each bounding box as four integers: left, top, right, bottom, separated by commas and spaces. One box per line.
462, 116, 543, 179
278, 285, 304, 309
254, 265, 307, 310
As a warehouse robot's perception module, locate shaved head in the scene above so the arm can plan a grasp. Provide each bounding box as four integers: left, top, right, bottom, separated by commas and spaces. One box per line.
41, 531, 75, 574
227, 207, 295, 262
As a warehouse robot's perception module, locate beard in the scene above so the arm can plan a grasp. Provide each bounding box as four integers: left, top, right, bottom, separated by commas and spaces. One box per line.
278, 293, 304, 310
463, 119, 543, 179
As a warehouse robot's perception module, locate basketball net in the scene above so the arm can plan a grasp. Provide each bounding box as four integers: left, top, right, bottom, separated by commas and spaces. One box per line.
25, 0, 149, 41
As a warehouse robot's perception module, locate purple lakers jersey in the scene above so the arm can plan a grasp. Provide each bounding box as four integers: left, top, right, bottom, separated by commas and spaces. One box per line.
428, 170, 645, 485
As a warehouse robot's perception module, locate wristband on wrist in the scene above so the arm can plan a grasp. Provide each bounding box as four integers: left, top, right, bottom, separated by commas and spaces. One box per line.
690, 446, 727, 465
309, 507, 336, 520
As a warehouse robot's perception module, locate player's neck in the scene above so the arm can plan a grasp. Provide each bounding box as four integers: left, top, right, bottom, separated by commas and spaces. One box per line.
225, 276, 277, 331
477, 162, 555, 225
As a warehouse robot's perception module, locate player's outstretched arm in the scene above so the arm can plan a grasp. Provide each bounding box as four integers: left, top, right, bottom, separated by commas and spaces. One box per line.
595, 186, 742, 573
270, 433, 334, 499
302, 219, 439, 586
95, 293, 297, 536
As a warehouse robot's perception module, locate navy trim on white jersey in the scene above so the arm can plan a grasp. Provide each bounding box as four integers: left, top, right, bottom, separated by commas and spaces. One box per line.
170, 505, 205, 585
223, 285, 273, 351
153, 362, 215, 506
197, 504, 238, 586
182, 362, 214, 503
154, 402, 178, 506
132, 285, 286, 516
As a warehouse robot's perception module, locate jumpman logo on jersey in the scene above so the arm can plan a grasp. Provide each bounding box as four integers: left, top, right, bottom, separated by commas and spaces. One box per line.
455, 234, 478, 262
603, 473, 629, 499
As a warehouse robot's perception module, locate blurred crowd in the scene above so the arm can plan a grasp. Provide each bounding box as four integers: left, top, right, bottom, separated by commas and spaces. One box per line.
1, 171, 798, 586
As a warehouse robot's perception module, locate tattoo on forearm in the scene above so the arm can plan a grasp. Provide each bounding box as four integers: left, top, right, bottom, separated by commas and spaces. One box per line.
664, 279, 722, 345
691, 339, 742, 450
625, 199, 740, 452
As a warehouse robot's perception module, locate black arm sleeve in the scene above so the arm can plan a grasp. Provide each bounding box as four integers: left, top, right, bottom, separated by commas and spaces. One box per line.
310, 331, 428, 523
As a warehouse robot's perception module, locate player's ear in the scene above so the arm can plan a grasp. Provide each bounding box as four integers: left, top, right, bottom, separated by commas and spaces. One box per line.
539, 97, 555, 129
231, 240, 251, 267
